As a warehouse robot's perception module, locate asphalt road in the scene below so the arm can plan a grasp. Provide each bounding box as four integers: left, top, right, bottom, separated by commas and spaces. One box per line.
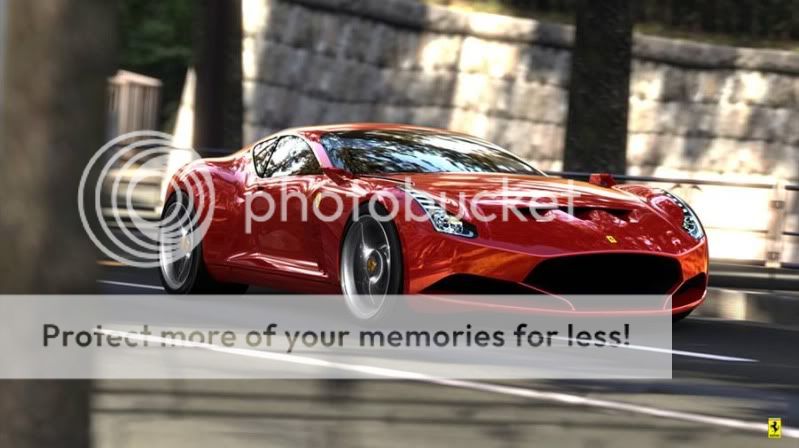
92, 264, 799, 447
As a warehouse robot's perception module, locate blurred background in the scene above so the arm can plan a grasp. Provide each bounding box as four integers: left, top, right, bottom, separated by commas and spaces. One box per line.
1, 0, 798, 447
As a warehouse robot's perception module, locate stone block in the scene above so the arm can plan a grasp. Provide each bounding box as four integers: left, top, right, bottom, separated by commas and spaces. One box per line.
374, 105, 413, 124
313, 13, 345, 58
262, 1, 293, 43
344, 17, 379, 63
406, 71, 457, 107
528, 123, 564, 160
301, 53, 337, 98
448, 108, 490, 138
451, 73, 490, 111
243, 83, 292, 127
458, 37, 521, 80
255, 42, 295, 86
486, 118, 535, 156
418, 33, 463, 72
508, 81, 566, 123
409, 106, 451, 128
289, 94, 325, 126
728, 71, 794, 107
784, 110, 799, 145
518, 46, 571, 87
684, 70, 729, 104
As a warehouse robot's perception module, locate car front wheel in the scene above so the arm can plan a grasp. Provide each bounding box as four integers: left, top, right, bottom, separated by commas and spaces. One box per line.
339, 203, 404, 320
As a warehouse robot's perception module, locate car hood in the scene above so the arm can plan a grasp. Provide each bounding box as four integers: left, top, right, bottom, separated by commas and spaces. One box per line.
392, 172, 639, 207
376, 172, 700, 256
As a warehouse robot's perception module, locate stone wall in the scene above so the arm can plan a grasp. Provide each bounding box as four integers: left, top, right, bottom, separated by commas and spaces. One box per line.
241, 0, 799, 182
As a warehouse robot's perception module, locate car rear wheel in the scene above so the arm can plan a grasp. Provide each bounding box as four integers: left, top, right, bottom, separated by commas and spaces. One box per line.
340, 204, 404, 320
158, 191, 248, 294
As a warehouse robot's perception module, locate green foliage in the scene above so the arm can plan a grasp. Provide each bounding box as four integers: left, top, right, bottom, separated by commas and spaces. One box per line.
118, 0, 194, 130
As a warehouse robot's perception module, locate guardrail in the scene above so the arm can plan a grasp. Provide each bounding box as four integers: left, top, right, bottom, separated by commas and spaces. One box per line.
547, 171, 799, 191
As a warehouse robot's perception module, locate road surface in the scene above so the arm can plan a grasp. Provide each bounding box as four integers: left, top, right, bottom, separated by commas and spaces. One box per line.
92, 264, 799, 447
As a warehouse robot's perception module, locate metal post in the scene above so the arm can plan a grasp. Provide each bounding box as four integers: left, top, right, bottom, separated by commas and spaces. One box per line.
766, 180, 788, 268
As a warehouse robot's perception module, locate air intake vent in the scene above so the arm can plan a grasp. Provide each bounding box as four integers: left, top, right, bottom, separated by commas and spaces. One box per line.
525, 254, 682, 295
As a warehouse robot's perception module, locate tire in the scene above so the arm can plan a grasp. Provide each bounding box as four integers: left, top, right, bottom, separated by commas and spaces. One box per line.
158, 191, 249, 294
339, 203, 404, 321
672, 309, 693, 324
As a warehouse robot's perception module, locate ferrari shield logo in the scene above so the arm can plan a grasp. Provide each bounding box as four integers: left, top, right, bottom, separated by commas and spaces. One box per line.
606, 235, 618, 244
768, 418, 781, 439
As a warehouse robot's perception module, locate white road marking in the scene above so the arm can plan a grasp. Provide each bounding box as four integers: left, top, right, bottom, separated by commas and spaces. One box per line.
618, 345, 756, 362
97, 280, 163, 291
550, 336, 757, 363
99, 329, 797, 439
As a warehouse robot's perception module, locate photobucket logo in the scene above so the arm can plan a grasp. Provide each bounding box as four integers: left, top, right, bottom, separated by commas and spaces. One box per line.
78, 131, 214, 268
242, 176, 580, 233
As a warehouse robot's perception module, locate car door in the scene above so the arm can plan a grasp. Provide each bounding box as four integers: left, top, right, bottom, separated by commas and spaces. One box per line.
246, 135, 327, 280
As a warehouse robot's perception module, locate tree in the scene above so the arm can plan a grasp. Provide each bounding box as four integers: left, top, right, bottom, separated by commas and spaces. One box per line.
0, 1, 117, 446
192, 0, 243, 151
118, 0, 194, 130
563, 0, 633, 174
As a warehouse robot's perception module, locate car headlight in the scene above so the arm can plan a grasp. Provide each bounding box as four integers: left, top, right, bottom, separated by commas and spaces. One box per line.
404, 189, 477, 238
663, 191, 704, 241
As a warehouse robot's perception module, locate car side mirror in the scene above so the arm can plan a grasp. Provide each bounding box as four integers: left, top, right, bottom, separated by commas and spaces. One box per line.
323, 166, 355, 181
588, 173, 617, 187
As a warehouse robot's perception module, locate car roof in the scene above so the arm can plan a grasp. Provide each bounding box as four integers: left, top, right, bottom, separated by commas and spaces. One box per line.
287, 123, 471, 139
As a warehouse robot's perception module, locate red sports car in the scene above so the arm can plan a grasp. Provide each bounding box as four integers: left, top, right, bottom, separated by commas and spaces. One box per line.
158, 124, 708, 321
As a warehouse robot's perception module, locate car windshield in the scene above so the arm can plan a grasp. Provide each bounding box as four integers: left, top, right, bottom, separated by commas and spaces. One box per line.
321, 129, 544, 176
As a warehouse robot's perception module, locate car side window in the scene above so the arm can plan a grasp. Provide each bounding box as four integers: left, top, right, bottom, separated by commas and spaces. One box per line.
264, 136, 321, 178
253, 138, 276, 177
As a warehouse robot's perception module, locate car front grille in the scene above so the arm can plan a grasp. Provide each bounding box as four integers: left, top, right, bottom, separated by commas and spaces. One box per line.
524, 253, 683, 295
